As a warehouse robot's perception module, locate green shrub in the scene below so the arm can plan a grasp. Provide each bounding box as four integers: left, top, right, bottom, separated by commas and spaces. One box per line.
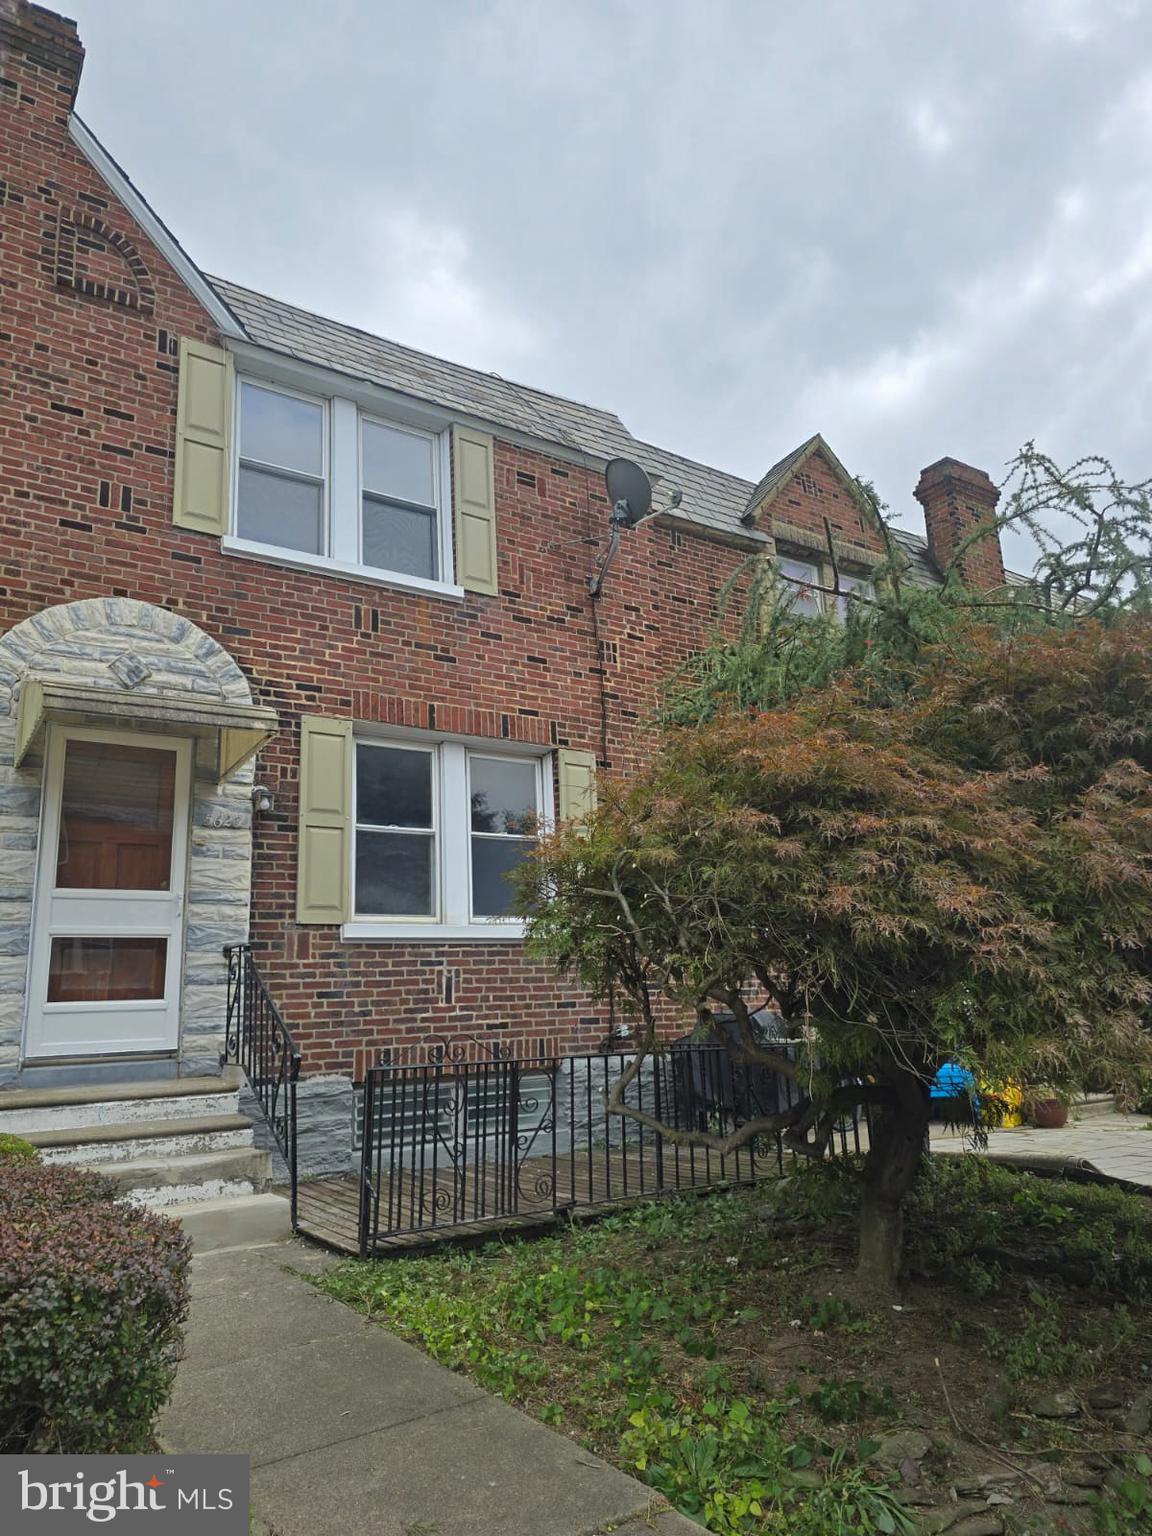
0, 1134, 39, 1166
0, 1161, 190, 1452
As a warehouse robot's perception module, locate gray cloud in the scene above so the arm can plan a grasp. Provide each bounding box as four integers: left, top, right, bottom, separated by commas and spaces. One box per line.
68, 0, 1152, 573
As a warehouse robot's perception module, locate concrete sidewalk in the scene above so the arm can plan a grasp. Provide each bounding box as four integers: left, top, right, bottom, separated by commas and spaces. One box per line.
160, 1240, 703, 1536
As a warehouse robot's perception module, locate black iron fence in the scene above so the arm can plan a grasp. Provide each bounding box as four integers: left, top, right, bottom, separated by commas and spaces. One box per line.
223, 944, 302, 1222
353, 1042, 868, 1255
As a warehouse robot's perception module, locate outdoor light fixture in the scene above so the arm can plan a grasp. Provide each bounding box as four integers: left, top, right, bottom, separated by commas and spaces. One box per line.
251, 783, 274, 816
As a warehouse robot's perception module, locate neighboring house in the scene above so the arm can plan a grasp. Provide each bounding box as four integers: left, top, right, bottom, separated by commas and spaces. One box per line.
0, 5, 1006, 1216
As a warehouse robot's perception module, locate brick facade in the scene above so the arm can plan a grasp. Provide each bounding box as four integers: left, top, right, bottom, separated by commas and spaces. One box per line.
1, 5, 1003, 1097
0, 4, 770, 1078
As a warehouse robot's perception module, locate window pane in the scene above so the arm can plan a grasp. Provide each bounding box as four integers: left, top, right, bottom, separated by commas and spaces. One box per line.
357, 745, 433, 828
778, 557, 822, 618
240, 382, 323, 475
57, 742, 176, 891
836, 576, 873, 621
470, 758, 537, 835
355, 830, 434, 916
48, 936, 167, 1002
471, 836, 534, 917
362, 420, 434, 505
362, 497, 437, 580
238, 466, 324, 554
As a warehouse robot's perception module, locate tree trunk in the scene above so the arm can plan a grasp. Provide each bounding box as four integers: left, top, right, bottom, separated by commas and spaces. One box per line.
857, 1065, 931, 1296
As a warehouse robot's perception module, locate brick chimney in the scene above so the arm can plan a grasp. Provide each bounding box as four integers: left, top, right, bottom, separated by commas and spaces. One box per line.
0, 2, 85, 118
914, 457, 1005, 590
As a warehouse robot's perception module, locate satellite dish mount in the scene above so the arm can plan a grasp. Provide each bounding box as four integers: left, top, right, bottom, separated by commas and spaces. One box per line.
589, 458, 655, 597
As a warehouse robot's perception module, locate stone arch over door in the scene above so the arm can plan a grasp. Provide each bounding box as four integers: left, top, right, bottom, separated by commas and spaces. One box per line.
0, 599, 258, 1084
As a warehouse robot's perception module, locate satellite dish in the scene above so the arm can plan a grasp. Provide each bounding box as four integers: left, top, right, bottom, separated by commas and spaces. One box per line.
605, 458, 652, 528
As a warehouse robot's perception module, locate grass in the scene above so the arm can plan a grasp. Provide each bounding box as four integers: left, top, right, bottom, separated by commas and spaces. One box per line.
315, 1158, 1152, 1534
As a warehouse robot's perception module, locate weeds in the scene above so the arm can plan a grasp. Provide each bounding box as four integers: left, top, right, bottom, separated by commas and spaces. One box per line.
316, 1166, 1152, 1535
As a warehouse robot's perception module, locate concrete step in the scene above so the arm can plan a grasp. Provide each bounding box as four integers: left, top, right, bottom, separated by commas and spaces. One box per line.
173, 1192, 293, 1254
0, 1077, 239, 1134
28, 1113, 255, 1165
98, 1147, 272, 1208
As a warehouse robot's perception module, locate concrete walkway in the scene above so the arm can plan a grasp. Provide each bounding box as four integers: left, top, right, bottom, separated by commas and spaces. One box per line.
160, 1240, 703, 1536
932, 1107, 1152, 1189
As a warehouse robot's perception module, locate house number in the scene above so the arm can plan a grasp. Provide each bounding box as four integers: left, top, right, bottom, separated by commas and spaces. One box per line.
204, 807, 248, 829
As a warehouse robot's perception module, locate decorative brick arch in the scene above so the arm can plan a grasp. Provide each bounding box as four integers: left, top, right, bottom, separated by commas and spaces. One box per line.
52, 206, 157, 313
0, 599, 258, 1086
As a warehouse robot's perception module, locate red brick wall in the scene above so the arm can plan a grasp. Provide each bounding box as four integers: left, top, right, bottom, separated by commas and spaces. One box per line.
914, 459, 1005, 591
762, 448, 887, 566
0, 3, 840, 1076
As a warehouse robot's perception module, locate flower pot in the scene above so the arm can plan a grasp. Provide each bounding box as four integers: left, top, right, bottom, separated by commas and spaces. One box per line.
1029, 1098, 1068, 1130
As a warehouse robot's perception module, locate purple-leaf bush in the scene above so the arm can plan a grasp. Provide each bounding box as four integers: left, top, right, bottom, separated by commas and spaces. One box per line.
0, 1161, 191, 1452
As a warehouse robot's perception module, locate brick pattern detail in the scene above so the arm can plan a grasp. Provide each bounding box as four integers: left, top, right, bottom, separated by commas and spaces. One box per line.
914, 458, 1005, 591
52, 205, 156, 312
756, 449, 887, 569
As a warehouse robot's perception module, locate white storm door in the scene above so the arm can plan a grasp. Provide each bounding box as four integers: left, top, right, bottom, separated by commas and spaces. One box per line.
25, 729, 192, 1059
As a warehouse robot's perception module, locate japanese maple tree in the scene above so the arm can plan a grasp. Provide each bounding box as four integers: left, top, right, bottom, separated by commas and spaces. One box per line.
521, 619, 1152, 1292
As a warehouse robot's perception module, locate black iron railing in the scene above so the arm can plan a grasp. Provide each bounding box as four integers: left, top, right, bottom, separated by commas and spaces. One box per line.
223, 944, 301, 1223
354, 1042, 867, 1255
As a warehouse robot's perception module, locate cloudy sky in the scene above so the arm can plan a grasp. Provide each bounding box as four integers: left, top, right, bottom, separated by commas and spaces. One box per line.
66, 0, 1152, 568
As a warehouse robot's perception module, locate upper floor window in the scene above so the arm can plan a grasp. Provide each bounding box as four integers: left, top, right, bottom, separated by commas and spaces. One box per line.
231, 378, 454, 594
836, 573, 874, 620
361, 418, 440, 581
778, 556, 824, 618
237, 382, 327, 555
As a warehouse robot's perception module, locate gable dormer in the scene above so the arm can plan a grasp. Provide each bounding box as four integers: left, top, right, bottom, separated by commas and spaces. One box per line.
741, 434, 887, 580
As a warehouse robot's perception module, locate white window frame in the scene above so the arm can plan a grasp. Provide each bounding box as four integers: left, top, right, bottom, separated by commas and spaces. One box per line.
234, 378, 330, 559
777, 555, 824, 618
835, 573, 874, 622
466, 751, 543, 923
225, 376, 462, 601
358, 412, 448, 584
352, 740, 439, 923
344, 733, 553, 941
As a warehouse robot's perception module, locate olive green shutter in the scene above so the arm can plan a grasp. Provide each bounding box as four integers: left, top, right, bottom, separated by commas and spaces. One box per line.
452, 425, 499, 594
173, 337, 233, 535
557, 748, 598, 826
296, 714, 353, 924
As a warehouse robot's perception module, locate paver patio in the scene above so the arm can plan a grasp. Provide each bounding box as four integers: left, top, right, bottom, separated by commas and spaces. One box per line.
932, 1107, 1152, 1189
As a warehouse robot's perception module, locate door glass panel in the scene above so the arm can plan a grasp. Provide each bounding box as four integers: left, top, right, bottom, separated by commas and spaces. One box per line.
47, 936, 168, 1002
56, 742, 177, 891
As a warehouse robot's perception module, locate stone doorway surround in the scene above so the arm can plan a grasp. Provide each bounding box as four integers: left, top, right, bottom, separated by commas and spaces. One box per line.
0, 598, 259, 1085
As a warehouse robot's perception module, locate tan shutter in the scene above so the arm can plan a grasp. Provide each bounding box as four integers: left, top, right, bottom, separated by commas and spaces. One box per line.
173, 337, 233, 535
557, 748, 598, 827
296, 714, 353, 924
452, 425, 499, 594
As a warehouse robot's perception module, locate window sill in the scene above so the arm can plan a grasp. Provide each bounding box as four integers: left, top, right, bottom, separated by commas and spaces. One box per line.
341, 920, 527, 943
221, 537, 466, 601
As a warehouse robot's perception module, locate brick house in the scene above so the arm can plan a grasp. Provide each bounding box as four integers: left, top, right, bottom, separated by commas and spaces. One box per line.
0, 4, 1006, 1231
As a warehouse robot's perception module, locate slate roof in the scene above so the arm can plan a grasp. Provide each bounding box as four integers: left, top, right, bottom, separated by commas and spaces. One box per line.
207, 274, 996, 585
632, 441, 766, 542
211, 277, 638, 464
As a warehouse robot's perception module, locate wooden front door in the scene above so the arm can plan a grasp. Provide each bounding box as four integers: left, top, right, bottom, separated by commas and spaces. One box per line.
25, 728, 191, 1059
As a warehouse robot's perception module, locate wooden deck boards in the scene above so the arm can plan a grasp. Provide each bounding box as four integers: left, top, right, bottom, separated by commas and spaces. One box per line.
296, 1142, 781, 1256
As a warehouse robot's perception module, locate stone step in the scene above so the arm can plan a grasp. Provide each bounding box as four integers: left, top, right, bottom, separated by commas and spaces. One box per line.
0, 1077, 239, 1134
97, 1147, 272, 1208
28, 1113, 255, 1165
172, 1192, 293, 1253
1072, 1094, 1122, 1121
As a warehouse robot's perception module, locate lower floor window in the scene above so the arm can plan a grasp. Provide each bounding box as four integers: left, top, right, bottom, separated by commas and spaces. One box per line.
354, 737, 548, 927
